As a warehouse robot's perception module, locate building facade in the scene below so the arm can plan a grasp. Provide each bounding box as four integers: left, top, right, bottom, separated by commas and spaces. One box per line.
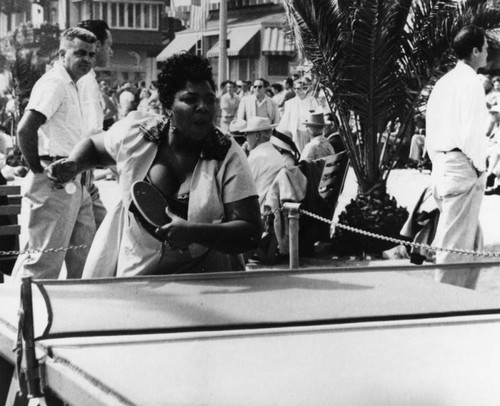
0, 0, 165, 87
1, 0, 300, 90
79, 0, 164, 85
158, 0, 299, 85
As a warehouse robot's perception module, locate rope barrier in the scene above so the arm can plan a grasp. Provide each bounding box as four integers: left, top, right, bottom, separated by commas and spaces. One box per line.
0, 244, 88, 257
299, 208, 500, 258
1, 207, 499, 259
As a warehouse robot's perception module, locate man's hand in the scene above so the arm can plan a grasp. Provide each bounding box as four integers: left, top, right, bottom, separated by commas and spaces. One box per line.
45, 159, 79, 187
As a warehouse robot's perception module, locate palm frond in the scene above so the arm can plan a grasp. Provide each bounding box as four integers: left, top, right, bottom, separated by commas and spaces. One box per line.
284, 0, 500, 194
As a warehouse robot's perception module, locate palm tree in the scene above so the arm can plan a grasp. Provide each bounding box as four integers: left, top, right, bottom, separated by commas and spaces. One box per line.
284, 0, 500, 195
283, 0, 500, 255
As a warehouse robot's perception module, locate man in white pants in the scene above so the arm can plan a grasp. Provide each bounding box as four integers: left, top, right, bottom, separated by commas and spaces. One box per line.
426, 25, 490, 289
12, 28, 97, 280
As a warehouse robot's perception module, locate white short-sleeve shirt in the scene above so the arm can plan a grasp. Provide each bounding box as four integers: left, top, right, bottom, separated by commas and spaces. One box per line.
78, 69, 105, 137
26, 61, 86, 156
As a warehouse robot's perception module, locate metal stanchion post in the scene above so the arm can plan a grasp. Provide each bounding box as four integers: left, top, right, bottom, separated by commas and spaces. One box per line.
20, 277, 42, 399
283, 202, 301, 269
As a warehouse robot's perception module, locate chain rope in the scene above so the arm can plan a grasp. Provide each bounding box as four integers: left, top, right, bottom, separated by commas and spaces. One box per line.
0, 245, 88, 257
299, 208, 500, 258
2, 207, 499, 259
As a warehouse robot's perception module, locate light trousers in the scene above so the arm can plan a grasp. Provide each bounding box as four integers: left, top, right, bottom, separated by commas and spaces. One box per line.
431, 151, 485, 289
12, 172, 95, 280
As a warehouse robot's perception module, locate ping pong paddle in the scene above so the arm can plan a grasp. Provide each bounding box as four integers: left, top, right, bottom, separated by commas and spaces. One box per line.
131, 180, 171, 228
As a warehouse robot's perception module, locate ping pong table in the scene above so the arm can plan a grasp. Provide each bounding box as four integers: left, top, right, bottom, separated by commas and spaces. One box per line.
2, 265, 500, 405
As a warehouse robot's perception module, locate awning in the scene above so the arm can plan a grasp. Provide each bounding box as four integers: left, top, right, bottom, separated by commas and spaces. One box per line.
206, 25, 261, 58
261, 26, 295, 56
156, 32, 200, 62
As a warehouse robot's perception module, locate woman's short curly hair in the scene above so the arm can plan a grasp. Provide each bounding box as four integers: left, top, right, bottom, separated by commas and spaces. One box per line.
157, 53, 216, 110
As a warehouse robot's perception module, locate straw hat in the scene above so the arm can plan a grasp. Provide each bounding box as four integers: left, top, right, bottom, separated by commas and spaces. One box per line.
302, 111, 328, 127
229, 119, 247, 135
240, 116, 277, 133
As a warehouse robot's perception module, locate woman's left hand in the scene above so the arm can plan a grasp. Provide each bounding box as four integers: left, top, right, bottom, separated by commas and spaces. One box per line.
155, 207, 191, 250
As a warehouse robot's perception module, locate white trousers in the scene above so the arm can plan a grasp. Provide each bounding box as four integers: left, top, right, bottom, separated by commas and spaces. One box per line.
431, 151, 485, 289
12, 172, 95, 280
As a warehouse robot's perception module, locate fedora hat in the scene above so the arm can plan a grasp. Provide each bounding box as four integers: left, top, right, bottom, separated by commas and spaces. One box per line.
302, 111, 328, 127
240, 116, 277, 133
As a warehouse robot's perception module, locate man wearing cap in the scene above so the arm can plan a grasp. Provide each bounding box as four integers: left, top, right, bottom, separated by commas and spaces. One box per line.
241, 116, 286, 212
300, 111, 335, 161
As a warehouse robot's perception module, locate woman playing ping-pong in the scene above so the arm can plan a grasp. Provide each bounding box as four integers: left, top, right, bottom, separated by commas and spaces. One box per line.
47, 53, 261, 277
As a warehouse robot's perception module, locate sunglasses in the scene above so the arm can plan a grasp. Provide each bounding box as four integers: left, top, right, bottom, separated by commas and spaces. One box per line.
294, 86, 308, 90
254, 85, 264, 89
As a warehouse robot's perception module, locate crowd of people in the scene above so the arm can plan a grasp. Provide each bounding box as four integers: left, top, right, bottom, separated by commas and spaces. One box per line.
478, 73, 500, 196
3, 20, 498, 292
0, 18, 345, 282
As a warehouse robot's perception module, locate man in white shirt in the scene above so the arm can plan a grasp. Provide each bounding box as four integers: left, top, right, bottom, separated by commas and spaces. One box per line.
241, 116, 285, 212
77, 19, 114, 228
236, 80, 251, 99
12, 27, 97, 280
276, 79, 319, 153
425, 25, 490, 289
300, 111, 335, 161
219, 81, 240, 134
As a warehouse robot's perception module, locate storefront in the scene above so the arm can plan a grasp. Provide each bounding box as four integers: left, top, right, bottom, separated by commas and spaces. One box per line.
157, 11, 297, 85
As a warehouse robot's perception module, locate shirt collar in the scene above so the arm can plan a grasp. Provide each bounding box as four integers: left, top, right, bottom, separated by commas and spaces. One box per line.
139, 115, 231, 161
53, 61, 76, 85
455, 60, 477, 75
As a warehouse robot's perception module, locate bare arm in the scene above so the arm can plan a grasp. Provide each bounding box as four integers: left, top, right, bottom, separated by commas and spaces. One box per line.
17, 110, 46, 173
45, 133, 115, 185
156, 195, 262, 253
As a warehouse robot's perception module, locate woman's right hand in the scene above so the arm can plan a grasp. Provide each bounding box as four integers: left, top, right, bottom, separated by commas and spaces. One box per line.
155, 207, 191, 251
45, 158, 79, 187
